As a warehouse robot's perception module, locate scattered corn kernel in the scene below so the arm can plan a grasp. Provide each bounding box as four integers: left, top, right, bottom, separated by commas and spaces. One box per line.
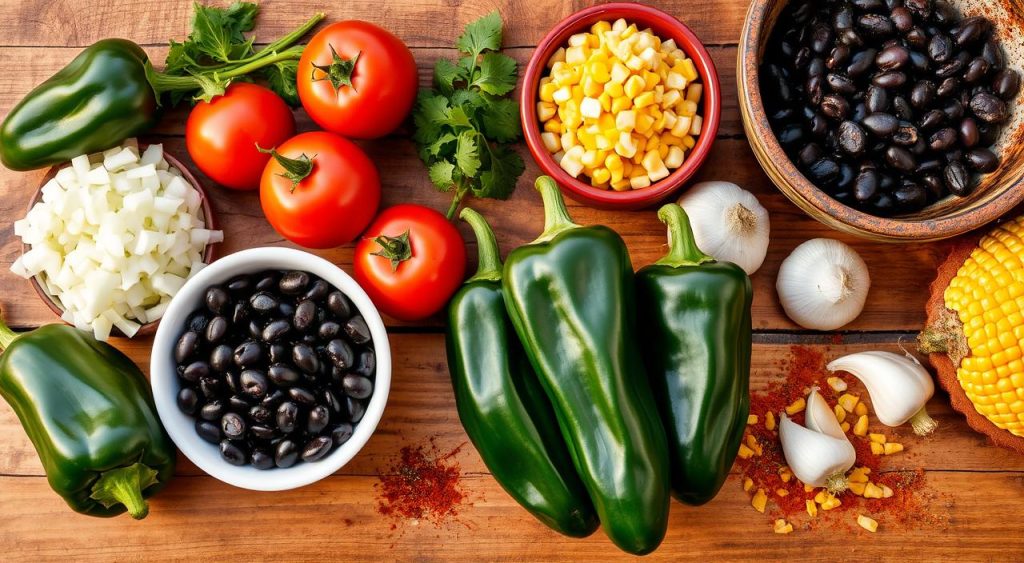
853, 414, 869, 436
779, 467, 792, 483
834, 404, 847, 423
806, 499, 818, 518
857, 514, 879, 533
776, 488, 789, 497
804, 484, 814, 493
838, 393, 860, 413
849, 467, 869, 483
765, 411, 776, 431
743, 477, 754, 492
786, 397, 806, 415
881, 484, 894, 498
863, 482, 884, 499
814, 490, 827, 504
869, 433, 887, 444
748, 414, 759, 425
849, 482, 867, 496
855, 402, 869, 417
827, 376, 848, 392
884, 442, 904, 455
752, 489, 768, 513
820, 494, 842, 511
773, 519, 794, 534
870, 442, 885, 455
841, 421, 851, 433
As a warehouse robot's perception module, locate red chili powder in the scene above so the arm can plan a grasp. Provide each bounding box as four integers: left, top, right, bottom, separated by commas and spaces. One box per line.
376, 441, 467, 526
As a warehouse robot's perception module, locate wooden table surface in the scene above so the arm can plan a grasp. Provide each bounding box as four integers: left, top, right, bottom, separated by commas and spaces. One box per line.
0, 1, 1022, 560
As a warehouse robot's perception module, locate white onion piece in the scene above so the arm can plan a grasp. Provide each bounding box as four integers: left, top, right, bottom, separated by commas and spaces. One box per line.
11, 140, 221, 341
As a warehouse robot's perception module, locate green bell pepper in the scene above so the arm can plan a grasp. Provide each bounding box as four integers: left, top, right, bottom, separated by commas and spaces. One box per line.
502, 176, 670, 555
445, 208, 598, 538
0, 313, 175, 519
636, 204, 752, 506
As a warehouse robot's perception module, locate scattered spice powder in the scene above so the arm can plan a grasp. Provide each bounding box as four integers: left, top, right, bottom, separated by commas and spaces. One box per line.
736, 345, 936, 532
376, 440, 467, 527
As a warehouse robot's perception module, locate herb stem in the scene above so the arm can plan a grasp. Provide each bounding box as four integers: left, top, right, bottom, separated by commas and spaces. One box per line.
236, 13, 325, 65
446, 181, 471, 221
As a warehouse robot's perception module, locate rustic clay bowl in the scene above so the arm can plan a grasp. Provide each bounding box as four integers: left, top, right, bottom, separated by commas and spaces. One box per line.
23, 145, 218, 338
739, 0, 1024, 242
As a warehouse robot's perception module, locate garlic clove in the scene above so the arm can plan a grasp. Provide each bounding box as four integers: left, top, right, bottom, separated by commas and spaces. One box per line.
805, 389, 845, 439
779, 414, 856, 491
827, 351, 937, 435
677, 181, 770, 275
776, 239, 870, 331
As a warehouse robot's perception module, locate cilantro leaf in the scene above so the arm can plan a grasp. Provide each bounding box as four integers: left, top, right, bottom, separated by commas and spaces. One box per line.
456, 11, 503, 57
433, 58, 465, 95
480, 98, 521, 143
477, 144, 524, 200
189, 1, 258, 63
428, 133, 459, 158
261, 60, 301, 107
446, 106, 474, 130
474, 53, 517, 96
456, 132, 482, 177
428, 161, 457, 191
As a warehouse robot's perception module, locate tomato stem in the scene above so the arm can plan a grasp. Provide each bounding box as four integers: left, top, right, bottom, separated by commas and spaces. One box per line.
371, 231, 414, 272
257, 145, 316, 193
311, 45, 361, 92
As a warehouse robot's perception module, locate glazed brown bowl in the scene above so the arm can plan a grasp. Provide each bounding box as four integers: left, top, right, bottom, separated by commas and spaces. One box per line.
739, 0, 1024, 242
23, 145, 218, 337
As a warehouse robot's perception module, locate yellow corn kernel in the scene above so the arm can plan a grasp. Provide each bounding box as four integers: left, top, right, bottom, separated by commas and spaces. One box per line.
553, 86, 573, 104
624, 75, 646, 98
806, 499, 818, 518
581, 149, 602, 168
849, 467, 870, 483
591, 20, 611, 35
827, 376, 848, 392
804, 484, 814, 493
870, 442, 885, 455
661, 88, 682, 110
615, 133, 637, 159
881, 484, 894, 498
834, 404, 847, 423
752, 489, 768, 513
610, 61, 630, 84
539, 81, 558, 103
869, 433, 887, 444
765, 412, 776, 431
604, 80, 624, 98
547, 47, 566, 68
745, 434, 762, 455
776, 488, 789, 497
748, 414, 759, 425
588, 60, 611, 84
560, 131, 578, 152
642, 150, 669, 183
646, 134, 660, 153
629, 174, 651, 190
679, 99, 698, 116
582, 77, 603, 98
543, 119, 563, 134
820, 494, 842, 511
884, 442, 904, 455
634, 91, 655, 109
635, 113, 656, 136
841, 421, 852, 433
571, 85, 585, 103
857, 514, 879, 533
679, 58, 698, 81
814, 490, 828, 504
670, 115, 692, 138
855, 402, 869, 417
838, 393, 860, 413
863, 483, 884, 499
773, 519, 794, 534
854, 414, 869, 436
686, 82, 703, 103
786, 397, 806, 415
682, 135, 696, 149
611, 178, 631, 191
540, 131, 561, 153
779, 467, 793, 483
665, 71, 686, 91
643, 70, 661, 90
742, 477, 754, 492
568, 33, 589, 48
537, 101, 557, 122
591, 167, 611, 185
605, 153, 624, 171
664, 145, 684, 169
611, 96, 632, 113
616, 110, 636, 132
849, 481, 867, 496
565, 45, 588, 65
559, 145, 585, 178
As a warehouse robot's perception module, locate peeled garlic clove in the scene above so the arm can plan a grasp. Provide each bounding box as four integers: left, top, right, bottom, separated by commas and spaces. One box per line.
776, 239, 870, 331
779, 413, 856, 492
827, 350, 937, 435
676, 181, 770, 275
805, 389, 845, 439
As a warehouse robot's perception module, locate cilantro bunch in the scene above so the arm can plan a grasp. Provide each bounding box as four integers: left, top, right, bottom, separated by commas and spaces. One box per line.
152, 2, 324, 106
413, 11, 525, 220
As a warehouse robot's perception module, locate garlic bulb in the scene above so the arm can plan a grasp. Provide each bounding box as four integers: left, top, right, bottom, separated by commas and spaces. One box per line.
827, 350, 937, 436
779, 389, 856, 493
776, 238, 870, 330
676, 181, 770, 275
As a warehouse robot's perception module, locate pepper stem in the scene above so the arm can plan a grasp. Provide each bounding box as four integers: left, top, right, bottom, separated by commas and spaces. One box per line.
460, 208, 502, 283
824, 471, 849, 495
0, 309, 18, 351
654, 203, 714, 267
89, 462, 159, 520
910, 406, 938, 436
533, 176, 579, 243
371, 231, 413, 272
257, 145, 315, 193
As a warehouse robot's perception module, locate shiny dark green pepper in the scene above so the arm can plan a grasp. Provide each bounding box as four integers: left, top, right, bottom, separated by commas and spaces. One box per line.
0, 39, 161, 170
0, 314, 175, 518
636, 204, 752, 506
445, 208, 598, 538
502, 176, 670, 555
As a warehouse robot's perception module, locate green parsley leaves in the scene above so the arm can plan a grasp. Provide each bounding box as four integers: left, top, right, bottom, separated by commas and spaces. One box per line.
413, 11, 524, 220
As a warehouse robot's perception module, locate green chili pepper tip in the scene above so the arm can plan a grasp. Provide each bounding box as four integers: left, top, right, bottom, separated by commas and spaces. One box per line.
655, 203, 715, 268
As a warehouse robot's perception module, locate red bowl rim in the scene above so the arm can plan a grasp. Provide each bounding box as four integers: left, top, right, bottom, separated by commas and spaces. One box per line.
520, 2, 722, 208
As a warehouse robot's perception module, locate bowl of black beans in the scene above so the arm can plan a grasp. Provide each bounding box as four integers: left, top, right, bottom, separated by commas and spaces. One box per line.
150, 247, 390, 491
740, 0, 1024, 241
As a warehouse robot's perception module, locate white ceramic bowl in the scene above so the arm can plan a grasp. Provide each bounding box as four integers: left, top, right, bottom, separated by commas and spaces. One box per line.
150, 247, 391, 491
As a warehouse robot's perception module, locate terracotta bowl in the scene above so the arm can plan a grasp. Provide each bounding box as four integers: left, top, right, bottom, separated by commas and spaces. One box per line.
23, 145, 218, 338
520, 3, 722, 210
739, 0, 1024, 242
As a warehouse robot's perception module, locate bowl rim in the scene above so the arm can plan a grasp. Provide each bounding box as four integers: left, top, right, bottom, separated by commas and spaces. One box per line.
738, 0, 1024, 242
149, 246, 392, 491
23, 143, 219, 336
520, 2, 722, 209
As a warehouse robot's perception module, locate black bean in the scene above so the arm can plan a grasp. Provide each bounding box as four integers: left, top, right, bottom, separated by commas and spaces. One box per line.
251, 450, 275, 470
204, 287, 229, 315
928, 127, 957, 151
858, 13, 895, 36
847, 49, 877, 77
865, 85, 890, 113
928, 34, 954, 63
910, 81, 936, 108
935, 55, 967, 79
233, 340, 262, 368
231, 301, 248, 325
982, 38, 1004, 68
210, 344, 233, 373
182, 361, 210, 383
892, 96, 914, 121
827, 44, 851, 70
953, 16, 989, 47
192, 419, 220, 445
262, 389, 286, 410
885, 146, 917, 171
945, 161, 971, 195
317, 321, 342, 341
307, 405, 330, 434
302, 436, 334, 463
894, 182, 928, 207
934, 0, 957, 24
228, 395, 249, 412
893, 122, 920, 146
177, 387, 200, 415
247, 320, 263, 340
808, 75, 824, 105
978, 124, 1000, 146
279, 271, 310, 295
268, 344, 288, 364
175, 330, 199, 364
970, 92, 1009, 123
827, 73, 857, 94
820, 94, 848, 120
921, 173, 945, 198
966, 148, 999, 172
795, 46, 813, 70
353, 350, 376, 378
851, 101, 868, 123
854, 171, 878, 204
221, 412, 247, 440
200, 400, 225, 422
326, 292, 353, 319
993, 69, 1021, 100
255, 272, 278, 291
343, 374, 374, 400
920, 109, 946, 130
292, 343, 320, 374
908, 50, 930, 74
268, 364, 301, 387
199, 377, 221, 400
963, 58, 989, 84
293, 300, 317, 333
905, 27, 928, 50
262, 319, 291, 343
275, 440, 299, 468
288, 387, 317, 406
936, 77, 959, 98
777, 123, 805, 146
346, 397, 367, 424
250, 425, 276, 440
324, 389, 344, 416
905, 0, 931, 17
240, 370, 269, 400
204, 316, 227, 344
890, 6, 913, 33
326, 339, 355, 369
809, 113, 829, 137
249, 404, 272, 424
943, 99, 964, 121
332, 423, 355, 446
959, 118, 980, 147
862, 113, 899, 136
277, 402, 299, 434
278, 302, 295, 319
810, 21, 833, 53
876, 45, 909, 71
226, 275, 252, 294
250, 292, 279, 315
302, 280, 330, 302
344, 316, 372, 345
917, 158, 944, 174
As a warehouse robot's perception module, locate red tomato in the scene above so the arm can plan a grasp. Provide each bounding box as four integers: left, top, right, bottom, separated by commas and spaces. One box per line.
354, 205, 466, 321
259, 131, 380, 248
297, 21, 418, 139
186, 83, 295, 190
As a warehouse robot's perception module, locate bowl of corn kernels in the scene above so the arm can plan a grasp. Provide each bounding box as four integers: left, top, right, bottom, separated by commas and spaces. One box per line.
521, 3, 722, 209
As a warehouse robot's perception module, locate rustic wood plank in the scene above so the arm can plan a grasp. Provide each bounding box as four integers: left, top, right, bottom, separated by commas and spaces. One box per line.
0, 0, 750, 48
1, 337, 1019, 477
0, 470, 1019, 561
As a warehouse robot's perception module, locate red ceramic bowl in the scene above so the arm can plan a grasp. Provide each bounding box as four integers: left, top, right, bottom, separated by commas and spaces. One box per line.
521, 3, 721, 210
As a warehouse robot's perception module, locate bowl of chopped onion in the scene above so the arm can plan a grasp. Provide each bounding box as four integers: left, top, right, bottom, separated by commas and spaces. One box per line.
12, 140, 221, 340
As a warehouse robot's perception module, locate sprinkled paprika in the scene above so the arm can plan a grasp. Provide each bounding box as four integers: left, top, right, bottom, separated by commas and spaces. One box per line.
376, 441, 467, 526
